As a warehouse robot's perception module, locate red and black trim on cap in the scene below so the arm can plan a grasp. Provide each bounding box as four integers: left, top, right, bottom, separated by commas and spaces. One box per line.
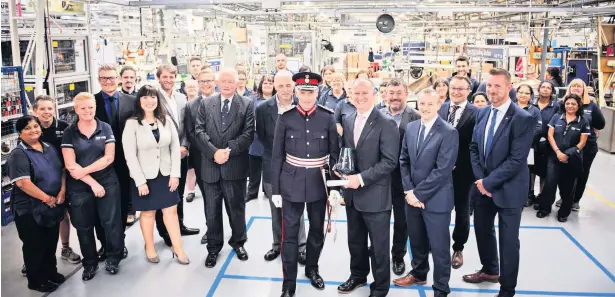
292, 71, 322, 89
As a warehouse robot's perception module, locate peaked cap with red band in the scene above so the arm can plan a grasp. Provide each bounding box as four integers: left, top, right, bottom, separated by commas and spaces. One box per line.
292, 72, 322, 91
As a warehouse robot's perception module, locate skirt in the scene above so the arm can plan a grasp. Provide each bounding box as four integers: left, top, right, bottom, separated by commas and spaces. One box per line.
130, 173, 180, 211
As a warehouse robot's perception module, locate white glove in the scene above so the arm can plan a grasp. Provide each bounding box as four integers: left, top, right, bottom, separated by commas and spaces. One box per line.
272, 195, 282, 208
328, 190, 341, 206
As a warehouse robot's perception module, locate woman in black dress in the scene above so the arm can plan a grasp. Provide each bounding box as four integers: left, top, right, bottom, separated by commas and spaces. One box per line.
122, 85, 189, 264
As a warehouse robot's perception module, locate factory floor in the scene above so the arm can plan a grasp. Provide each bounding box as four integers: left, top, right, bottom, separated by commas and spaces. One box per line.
1, 151, 615, 297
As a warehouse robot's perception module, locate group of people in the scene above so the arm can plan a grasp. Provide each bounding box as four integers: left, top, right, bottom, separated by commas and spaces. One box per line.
6, 51, 604, 297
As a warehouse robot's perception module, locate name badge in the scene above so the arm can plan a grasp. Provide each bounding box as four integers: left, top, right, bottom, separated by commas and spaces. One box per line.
95, 136, 107, 140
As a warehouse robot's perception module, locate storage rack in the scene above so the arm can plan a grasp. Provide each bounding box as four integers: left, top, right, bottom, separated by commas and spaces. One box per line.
1, 66, 27, 226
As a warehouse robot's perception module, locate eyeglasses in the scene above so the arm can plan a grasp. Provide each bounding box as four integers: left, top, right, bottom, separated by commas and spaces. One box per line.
450, 87, 469, 92
198, 80, 214, 84
99, 76, 117, 81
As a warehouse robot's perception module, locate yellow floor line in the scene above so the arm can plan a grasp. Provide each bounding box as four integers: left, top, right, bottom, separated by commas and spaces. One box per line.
586, 187, 615, 209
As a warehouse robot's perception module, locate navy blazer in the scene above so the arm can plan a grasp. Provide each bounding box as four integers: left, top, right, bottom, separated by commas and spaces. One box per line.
399, 117, 459, 213
469, 101, 534, 209
438, 101, 478, 178
249, 95, 269, 156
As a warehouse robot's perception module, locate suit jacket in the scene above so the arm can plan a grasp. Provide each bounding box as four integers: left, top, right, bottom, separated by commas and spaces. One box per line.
341, 108, 399, 213
184, 95, 205, 150
388, 105, 421, 195
122, 117, 181, 186
249, 95, 268, 157
158, 90, 188, 148
438, 101, 478, 180
194, 93, 254, 183
255, 97, 281, 185
469, 101, 534, 209
399, 117, 459, 213
94, 91, 136, 144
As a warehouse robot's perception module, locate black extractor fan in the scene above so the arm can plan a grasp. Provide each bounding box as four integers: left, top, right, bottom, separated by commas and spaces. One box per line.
410, 67, 424, 79
376, 14, 395, 33
321, 39, 334, 52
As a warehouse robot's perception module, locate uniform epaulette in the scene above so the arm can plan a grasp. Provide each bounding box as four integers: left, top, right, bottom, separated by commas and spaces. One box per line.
317, 104, 334, 114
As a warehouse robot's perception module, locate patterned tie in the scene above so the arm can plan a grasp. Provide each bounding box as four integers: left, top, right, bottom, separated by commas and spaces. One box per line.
448, 105, 460, 125
485, 108, 499, 157
221, 99, 230, 126
354, 114, 366, 147
417, 124, 426, 153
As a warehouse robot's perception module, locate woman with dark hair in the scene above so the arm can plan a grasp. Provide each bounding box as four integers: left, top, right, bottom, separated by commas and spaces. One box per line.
61, 92, 123, 280
433, 78, 449, 103
122, 85, 188, 264
537, 94, 590, 222
545, 67, 565, 88
516, 84, 544, 206
7, 115, 66, 292
470, 92, 489, 108
246, 75, 276, 202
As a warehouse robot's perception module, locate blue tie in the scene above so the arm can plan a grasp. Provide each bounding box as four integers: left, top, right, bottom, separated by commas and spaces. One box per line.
485, 108, 498, 157
417, 124, 426, 153
221, 99, 230, 126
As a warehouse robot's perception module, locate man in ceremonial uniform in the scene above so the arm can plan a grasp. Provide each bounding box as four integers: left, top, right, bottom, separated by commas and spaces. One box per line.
271, 72, 340, 297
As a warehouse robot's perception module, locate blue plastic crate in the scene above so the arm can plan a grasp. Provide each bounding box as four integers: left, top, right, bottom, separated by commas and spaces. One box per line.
1, 190, 14, 226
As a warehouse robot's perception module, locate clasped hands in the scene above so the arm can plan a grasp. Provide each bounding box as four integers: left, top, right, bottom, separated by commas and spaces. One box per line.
405, 190, 424, 209
556, 151, 569, 163
475, 179, 492, 197
214, 148, 231, 164
67, 164, 88, 180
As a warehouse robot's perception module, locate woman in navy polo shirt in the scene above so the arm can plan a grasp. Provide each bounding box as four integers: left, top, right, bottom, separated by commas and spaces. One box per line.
537, 94, 590, 222
7, 115, 66, 292
61, 92, 123, 280
516, 84, 544, 207
564, 79, 606, 211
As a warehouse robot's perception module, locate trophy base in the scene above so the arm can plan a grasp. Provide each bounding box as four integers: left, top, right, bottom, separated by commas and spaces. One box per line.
326, 180, 349, 187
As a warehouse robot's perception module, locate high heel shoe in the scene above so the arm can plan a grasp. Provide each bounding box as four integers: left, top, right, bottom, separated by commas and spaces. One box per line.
144, 244, 160, 263
172, 249, 190, 265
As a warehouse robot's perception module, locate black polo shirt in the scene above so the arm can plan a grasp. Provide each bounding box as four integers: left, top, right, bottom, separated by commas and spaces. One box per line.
7, 141, 63, 216
548, 113, 591, 154
532, 98, 561, 138
61, 118, 116, 191
40, 118, 69, 164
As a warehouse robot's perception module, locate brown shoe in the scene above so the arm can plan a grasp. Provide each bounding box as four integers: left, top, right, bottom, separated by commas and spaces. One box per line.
452, 251, 463, 269
393, 273, 427, 287
462, 270, 499, 283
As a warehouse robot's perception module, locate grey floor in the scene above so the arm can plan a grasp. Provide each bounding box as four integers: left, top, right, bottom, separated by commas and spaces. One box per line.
2, 151, 615, 297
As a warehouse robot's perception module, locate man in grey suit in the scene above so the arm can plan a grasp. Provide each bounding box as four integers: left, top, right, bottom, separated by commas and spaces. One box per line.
184, 70, 217, 245
195, 68, 254, 268
394, 88, 459, 297
382, 78, 421, 275
155, 64, 200, 246
255, 70, 307, 263
337, 79, 399, 297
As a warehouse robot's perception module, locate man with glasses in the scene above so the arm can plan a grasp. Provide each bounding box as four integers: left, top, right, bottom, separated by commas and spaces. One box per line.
437, 76, 479, 270
93, 64, 136, 261
383, 79, 421, 276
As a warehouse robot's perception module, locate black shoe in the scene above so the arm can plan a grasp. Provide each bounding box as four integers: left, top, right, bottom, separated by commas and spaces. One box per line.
280, 287, 295, 297
306, 270, 325, 290
162, 235, 172, 247
557, 216, 568, 222
186, 193, 195, 203
338, 278, 367, 293
47, 272, 65, 285
234, 246, 249, 261
536, 211, 549, 218
97, 247, 106, 262
105, 262, 119, 275
264, 249, 280, 261
205, 253, 219, 268
297, 251, 306, 265
392, 257, 405, 275
82, 266, 98, 281
180, 224, 200, 236
201, 234, 208, 244
21, 264, 26, 276
123, 247, 128, 259
525, 193, 536, 207
28, 282, 57, 292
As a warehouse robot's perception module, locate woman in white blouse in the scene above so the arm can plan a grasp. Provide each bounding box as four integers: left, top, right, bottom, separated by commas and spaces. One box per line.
122, 84, 189, 264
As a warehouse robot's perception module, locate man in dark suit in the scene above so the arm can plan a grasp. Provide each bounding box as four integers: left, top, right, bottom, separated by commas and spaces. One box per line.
462, 68, 534, 297
155, 64, 200, 246
437, 75, 479, 269
184, 69, 217, 245
194, 68, 254, 268
382, 78, 421, 275
255, 70, 307, 264
271, 72, 339, 297
337, 78, 399, 297
93, 64, 136, 260
394, 88, 458, 297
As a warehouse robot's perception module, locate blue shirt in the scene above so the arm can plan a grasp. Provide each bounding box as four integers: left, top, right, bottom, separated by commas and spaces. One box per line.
102, 91, 119, 121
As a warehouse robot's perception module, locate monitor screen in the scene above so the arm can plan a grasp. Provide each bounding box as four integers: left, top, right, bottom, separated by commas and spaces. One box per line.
555, 87, 567, 99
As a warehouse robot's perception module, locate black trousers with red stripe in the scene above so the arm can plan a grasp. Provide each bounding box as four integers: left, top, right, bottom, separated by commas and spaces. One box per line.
281, 198, 326, 291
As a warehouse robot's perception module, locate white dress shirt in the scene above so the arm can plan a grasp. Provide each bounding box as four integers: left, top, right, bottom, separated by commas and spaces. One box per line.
418, 115, 438, 149
220, 95, 233, 111
355, 107, 374, 187
448, 100, 468, 128
483, 98, 512, 152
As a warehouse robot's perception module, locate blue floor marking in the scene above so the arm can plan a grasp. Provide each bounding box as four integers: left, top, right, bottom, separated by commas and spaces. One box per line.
206, 215, 615, 297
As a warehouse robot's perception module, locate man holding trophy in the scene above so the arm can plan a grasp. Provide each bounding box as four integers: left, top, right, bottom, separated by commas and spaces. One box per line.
271, 72, 340, 297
